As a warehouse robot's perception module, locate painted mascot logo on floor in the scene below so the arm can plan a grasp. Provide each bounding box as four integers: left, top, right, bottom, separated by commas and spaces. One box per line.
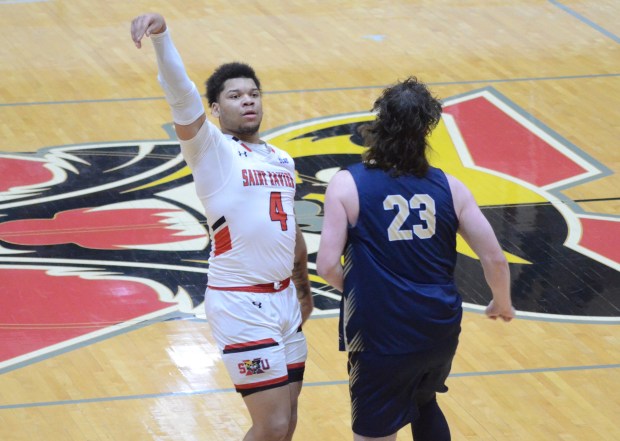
0, 87, 618, 373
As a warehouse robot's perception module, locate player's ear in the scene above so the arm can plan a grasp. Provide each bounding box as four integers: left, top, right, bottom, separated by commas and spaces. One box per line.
211, 102, 220, 118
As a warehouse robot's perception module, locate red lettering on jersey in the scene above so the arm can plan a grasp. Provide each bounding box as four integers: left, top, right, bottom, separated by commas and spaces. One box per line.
283, 173, 294, 188
259, 170, 268, 185
248, 170, 257, 186
241, 169, 294, 188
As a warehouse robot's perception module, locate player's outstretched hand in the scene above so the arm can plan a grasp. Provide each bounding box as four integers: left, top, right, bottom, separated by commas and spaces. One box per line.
485, 299, 516, 322
131, 13, 167, 49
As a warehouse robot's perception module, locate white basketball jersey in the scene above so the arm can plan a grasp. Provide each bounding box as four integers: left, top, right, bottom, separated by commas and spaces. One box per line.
180, 120, 296, 287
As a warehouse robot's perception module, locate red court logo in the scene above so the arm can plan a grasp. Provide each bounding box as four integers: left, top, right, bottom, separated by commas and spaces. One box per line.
1, 87, 618, 374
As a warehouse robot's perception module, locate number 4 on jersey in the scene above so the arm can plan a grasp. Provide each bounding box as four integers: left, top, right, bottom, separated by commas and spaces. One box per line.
270, 191, 288, 231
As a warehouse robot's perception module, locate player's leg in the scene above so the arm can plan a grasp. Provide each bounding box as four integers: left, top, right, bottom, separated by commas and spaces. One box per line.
242, 384, 296, 441
348, 352, 417, 440
243, 286, 307, 441
205, 289, 295, 440
278, 285, 307, 440
410, 343, 457, 441
283, 380, 302, 441
411, 395, 450, 441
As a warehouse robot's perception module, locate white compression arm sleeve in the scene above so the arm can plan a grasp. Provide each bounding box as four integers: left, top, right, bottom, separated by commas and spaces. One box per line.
150, 29, 205, 125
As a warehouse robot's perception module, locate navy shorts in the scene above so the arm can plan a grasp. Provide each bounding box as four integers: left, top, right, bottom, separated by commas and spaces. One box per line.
348, 340, 458, 438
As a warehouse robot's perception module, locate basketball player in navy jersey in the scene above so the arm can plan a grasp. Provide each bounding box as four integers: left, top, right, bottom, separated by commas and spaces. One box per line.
131, 13, 313, 441
317, 77, 515, 441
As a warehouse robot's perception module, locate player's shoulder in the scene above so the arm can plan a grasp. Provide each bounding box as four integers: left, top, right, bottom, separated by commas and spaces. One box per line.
326, 168, 355, 199
266, 142, 295, 167
443, 172, 476, 209
267, 142, 290, 156
439, 169, 461, 188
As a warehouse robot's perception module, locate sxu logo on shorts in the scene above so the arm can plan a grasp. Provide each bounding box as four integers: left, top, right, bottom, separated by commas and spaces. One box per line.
238, 358, 271, 375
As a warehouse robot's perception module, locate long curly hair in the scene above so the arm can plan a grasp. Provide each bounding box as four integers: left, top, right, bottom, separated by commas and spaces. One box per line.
205, 62, 261, 105
360, 76, 442, 177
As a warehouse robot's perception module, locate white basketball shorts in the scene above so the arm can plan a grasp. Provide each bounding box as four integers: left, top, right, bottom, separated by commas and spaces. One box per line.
204, 283, 307, 395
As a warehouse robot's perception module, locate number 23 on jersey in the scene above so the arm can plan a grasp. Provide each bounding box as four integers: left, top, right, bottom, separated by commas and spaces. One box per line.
383, 194, 436, 241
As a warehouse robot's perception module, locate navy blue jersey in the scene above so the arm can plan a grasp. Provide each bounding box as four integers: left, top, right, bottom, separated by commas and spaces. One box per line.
340, 163, 462, 354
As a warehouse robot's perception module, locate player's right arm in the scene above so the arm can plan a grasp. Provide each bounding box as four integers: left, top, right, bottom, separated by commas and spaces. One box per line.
131, 13, 206, 141
447, 174, 515, 322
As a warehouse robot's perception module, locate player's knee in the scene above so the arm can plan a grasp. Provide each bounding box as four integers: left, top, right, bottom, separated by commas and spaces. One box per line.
275, 413, 294, 439
254, 414, 291, 441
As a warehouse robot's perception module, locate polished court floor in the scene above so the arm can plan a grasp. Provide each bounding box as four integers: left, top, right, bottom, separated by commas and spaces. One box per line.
0, 1, 619, 440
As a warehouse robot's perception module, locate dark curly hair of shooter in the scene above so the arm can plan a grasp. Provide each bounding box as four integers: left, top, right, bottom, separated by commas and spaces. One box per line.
205, 62, 261, 106
360, 76, 442, 177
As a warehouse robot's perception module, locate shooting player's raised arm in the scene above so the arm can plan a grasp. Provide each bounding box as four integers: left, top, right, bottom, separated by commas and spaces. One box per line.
131, 13, 206, 142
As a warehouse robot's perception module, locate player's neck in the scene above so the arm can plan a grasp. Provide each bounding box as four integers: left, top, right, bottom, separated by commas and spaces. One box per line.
224, 130, 261, 144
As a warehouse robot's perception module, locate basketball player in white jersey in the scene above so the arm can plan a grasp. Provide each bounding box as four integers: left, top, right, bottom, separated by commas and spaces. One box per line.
131, 13, 313, 441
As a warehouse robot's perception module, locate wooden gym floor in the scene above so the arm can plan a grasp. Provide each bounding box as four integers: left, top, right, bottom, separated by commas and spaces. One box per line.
0, 1, 618, 440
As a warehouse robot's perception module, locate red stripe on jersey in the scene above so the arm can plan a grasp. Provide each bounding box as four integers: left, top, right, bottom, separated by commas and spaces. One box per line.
224, 338, 278, 352
235, 374, 289, 390
287, 362, 305, 370
213, 226, 232, 256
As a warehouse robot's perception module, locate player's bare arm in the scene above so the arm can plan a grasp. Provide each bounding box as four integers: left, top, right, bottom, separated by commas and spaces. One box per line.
316, 170, 355, 292
293, 224, 313, 324
130, 12, 206, 141
447, 175, 515, 322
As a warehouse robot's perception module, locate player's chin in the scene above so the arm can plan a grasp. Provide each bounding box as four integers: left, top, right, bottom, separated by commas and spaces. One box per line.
238, 121, 261, 134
